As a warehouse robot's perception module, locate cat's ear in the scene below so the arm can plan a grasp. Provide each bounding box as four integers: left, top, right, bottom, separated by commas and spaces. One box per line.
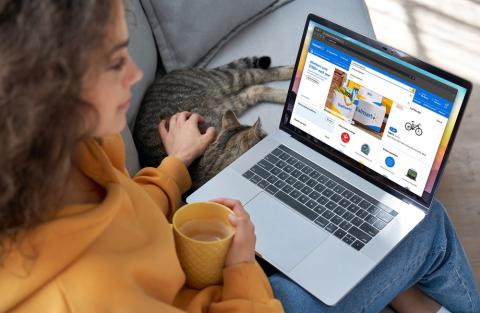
221, 110, 241, 129
249, 117, 263, 138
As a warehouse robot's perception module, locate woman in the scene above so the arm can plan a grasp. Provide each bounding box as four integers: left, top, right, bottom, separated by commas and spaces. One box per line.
0, 1, 478, 312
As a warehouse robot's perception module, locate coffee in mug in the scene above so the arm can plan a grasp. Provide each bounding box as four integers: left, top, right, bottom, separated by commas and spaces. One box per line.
178, 219, 233, 242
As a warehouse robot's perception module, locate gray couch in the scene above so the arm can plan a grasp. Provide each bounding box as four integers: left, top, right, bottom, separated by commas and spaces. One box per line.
123, 1, 395, 311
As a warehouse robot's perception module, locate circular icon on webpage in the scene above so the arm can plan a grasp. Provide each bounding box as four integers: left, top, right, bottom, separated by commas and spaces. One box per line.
385, 156, 395, 168
341, 132, 350, 143
361, 144, 370, 155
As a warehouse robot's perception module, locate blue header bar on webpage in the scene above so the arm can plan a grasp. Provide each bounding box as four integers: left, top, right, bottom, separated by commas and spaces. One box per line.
308, 39, 453, 118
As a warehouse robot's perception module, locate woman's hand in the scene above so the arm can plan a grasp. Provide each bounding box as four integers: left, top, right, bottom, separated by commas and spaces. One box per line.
159, 111, 216, 167
211, 198, 256, 267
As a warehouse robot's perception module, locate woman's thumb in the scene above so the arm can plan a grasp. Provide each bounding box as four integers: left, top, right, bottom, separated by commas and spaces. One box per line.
203, 127, 216, 143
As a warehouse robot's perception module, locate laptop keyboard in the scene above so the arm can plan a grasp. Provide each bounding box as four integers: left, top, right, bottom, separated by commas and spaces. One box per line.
242, 145, 398, 251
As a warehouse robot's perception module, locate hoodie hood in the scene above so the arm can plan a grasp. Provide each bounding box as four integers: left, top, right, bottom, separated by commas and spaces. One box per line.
0, 137, 124, 312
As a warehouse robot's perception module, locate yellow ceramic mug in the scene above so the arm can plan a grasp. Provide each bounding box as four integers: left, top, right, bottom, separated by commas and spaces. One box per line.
172, 202, 235, 289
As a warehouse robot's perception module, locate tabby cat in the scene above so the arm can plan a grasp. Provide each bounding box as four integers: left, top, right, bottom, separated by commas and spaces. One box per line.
134, 56, 293, 190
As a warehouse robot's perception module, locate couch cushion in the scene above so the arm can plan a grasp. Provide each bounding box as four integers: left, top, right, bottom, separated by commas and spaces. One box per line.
139, 0, 293, 72
206, 0, 375, 134
123, 0, 159, 174
125, 0, 158, 129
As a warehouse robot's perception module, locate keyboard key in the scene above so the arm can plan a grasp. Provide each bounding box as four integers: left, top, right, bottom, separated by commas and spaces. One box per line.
348, 226, 372, 244
350, 195, 362, 204
290, 190, 301, 199
342, 211, 354, 221
318, 175, 329, 184
356, 209, 368, 219
339, 220, 352, 231
325, 180, 336, 189
325, 201, 337, 211
351, 216, 363, 227
314, 216, 329, 228
306, 179, 317, 187
333, 206, 346, 216
270, 167, 282, 175
317, 196, 329, 205
360, 222, 379, 237
265, 154, 279, 164
243, 170, 254, 179
282, 185, 293, 194
276, 160, 287, 168
341, 189, 354, 199
365, 214, 378, 225
347, 204, 360, 213
298, 194, 309, 204
302, 166, 313, 175
251, 165, 270, 179
271, 148, 282, 156
322, 211, 334, 220
293, 181, 304, 190
314, 205, 326, 215
359, 200, 371, 210
325, 223, 338, 233
283, 165, 294, 173
334, 229, 347, 239
265, 184, 278, 194
291, 169, 302, 178
277, 172, 289, 180
274, 180, 286, 189
310, 171, 320, 179
373, 219, 387, 230
322, 189, 334, 197
366, 205, 380, 215
250, 175, 261, 184
298, 174, 309, 183
279, 152, 290, 160
342, 234, 355, 245
285, 176, 296, 185
305, 199, 317, 209
267, 175, 278, 184
258, 159, 274, 170
287, 156, 297, 164
309, 190, 321, 200
338, 198, 351, 208
330, 215, 343, 225
275, 191, 318, 221
351, 240, 365, 251
257, 180, 268, 189
314, 184, 326, 192
333, 185, 346, 194
330, 193, 342, 203
301, 186, 313, 195
376, 210, 394, 223
293, 162, 304, 170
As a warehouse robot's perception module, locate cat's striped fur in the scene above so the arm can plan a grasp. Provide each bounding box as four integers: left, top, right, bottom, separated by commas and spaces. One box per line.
133, 56, 293, 190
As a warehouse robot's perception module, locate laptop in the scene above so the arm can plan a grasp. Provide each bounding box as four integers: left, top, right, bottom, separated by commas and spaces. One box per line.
187, 13, 472, 305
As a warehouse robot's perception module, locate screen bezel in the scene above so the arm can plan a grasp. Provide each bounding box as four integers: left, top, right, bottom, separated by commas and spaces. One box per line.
280, 14, 472, 210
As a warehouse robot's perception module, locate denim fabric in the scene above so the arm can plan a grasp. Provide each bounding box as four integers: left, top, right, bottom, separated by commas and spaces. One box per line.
268, 199, 480, 313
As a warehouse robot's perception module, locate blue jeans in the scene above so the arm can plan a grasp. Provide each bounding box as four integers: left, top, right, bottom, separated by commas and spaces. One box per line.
268, 199, 480, 313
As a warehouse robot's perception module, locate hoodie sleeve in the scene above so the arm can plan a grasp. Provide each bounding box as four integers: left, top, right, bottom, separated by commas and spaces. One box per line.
133, 156, 192, 217
207, 262, 284, 313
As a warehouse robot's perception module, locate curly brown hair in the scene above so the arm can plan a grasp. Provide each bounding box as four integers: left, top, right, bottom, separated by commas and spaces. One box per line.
0, 1, 121, 257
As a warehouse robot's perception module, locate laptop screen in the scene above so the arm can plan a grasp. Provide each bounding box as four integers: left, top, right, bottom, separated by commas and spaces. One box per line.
282, 17, 470, 206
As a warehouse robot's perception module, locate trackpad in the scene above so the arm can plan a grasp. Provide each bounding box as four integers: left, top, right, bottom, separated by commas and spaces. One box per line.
245, 192, 329, 272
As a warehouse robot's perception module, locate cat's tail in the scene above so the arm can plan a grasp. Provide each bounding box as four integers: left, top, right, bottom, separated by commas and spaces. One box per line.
215, 56, 271, 70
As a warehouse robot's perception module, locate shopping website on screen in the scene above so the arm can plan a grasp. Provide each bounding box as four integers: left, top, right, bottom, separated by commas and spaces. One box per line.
290, 27, 455, 196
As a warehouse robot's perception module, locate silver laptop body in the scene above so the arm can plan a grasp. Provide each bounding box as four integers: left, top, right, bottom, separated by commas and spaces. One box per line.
187, 14, 472, 305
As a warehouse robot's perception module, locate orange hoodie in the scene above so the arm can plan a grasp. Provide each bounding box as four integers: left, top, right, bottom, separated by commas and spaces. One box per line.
0, 135, 284, 313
